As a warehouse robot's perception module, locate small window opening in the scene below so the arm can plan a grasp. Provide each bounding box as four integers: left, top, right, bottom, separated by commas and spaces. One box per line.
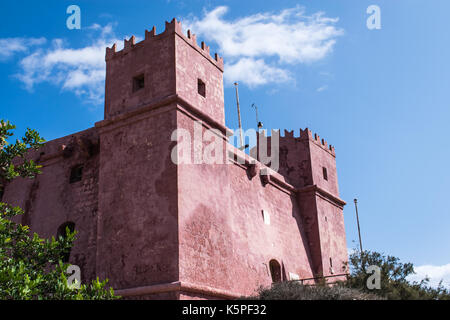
329, 257, 334, 274
133, 74, 145, 92
70, 165, 83, 183
269, 259, 282, 283
322, 167, 328, 181
0, 186, 4, 202
57, 222, 75, 263
198, 79, 206, 97
262, 210, 270, 225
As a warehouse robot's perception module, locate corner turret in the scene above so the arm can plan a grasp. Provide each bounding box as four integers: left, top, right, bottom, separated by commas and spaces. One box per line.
104, 18, 225, 124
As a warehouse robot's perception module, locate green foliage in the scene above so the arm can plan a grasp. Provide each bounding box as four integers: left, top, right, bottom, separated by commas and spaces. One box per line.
0, 120, 45, 182
0, 120, 118, 300
346, 250, 450, 300
247, 250, 450, 300
244, 281, 381, 300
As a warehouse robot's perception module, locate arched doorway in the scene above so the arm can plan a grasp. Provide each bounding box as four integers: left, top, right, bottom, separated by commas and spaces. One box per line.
269, 259, 282, 283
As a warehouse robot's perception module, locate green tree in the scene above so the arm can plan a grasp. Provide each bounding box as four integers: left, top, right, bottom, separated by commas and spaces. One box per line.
346, 249, 450, 300
0, 120, 118, 299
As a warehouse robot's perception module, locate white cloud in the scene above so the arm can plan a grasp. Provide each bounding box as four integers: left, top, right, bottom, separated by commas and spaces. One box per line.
13, 24, 119, 105
317, 85, 328, 92
407, 263, 450, 288
225, 58, 291, 87
1, 7, 342, 105
184, 6, 343, 87
0, 37, 46, 61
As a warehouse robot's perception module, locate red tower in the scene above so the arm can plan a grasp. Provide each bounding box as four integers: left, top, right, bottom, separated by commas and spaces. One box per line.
96, 18, 227, 297
277, 129, 347, 278
2, 18, 348, 299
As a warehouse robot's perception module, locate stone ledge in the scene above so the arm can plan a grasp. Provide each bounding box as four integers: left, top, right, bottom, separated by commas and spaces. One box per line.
96, 94, 232, 139
115, 281, 240, 299
297, 185, 346, 208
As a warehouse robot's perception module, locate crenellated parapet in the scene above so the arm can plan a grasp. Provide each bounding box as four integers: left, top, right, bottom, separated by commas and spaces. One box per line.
257, 128, 336, 156
302, 128, 335, 156
105, 18, 224, 71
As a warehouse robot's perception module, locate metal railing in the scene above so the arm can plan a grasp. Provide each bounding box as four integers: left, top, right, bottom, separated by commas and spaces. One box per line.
294, 273, 349, 286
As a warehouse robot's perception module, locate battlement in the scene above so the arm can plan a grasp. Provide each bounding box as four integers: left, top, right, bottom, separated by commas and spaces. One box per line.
257, 128, 336, 156
105, 18, 224, 71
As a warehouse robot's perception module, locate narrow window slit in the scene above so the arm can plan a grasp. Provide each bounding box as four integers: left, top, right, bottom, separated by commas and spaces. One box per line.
133, 74, 145, 92
198, 79, 206, 97
70, 165, 83, 183
323, 167, 328, 181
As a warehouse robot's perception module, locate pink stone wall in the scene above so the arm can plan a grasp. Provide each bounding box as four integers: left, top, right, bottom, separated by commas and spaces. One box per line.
257, 129, 347, 279
2, 128, 100, 282
176, 113, 315, 297
304, 136, 346, 277
315, 196, 348, 276
260, 130, 339, 195
95, 105, 179, 289
309, 140, 339, 196
277, 136, 313, 189
175, 35, 225, 125
105, 33, 176, 119
105, 19, 224, 125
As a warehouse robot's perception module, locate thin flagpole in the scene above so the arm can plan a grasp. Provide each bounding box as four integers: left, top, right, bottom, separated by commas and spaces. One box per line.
354, 198, 364, 266
234, 82, 244, 149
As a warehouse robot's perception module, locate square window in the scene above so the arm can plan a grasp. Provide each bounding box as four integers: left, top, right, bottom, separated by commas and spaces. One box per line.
70, 165, 83, 183
322, 167, 328, 181
133, 74, 145, 92
329, 257, 334, 274
198, 79, 206, 97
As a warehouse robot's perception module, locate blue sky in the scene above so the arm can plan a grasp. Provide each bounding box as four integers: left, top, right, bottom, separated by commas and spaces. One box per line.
1, 0, 449, 286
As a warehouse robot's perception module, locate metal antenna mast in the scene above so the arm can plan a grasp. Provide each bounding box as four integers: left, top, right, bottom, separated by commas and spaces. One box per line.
353, 198, 363, 254
251, 103, 263, 130
234, 82, 245, 149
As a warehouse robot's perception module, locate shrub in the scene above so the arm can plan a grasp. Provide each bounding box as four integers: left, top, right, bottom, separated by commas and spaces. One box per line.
245, 281, 382, 300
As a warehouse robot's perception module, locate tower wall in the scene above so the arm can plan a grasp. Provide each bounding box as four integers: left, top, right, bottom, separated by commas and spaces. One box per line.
104, 29, 176, 120
174, 32, 225, 125
104, 19, 224, 124
260, 129, 347, 277
314, 192, 348, 276
95, 101, 180, 290
97, 19, 225, 290
1, 129, 100, 283
176, 116, 316, 297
